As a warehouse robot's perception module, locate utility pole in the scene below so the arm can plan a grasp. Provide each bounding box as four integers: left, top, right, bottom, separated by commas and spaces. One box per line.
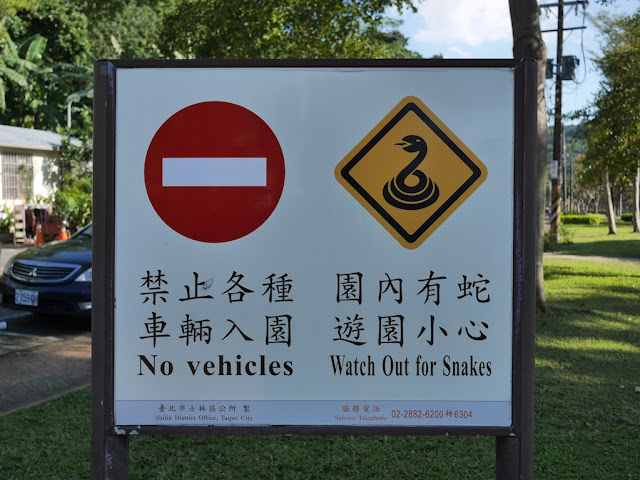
551, 0, 564, 241
562, 126, 567, 211
569, 152, 573, 212
541, 0, 587, 240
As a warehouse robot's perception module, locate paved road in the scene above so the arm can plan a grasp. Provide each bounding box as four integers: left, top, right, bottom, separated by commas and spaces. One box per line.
0, 313, 91, 416
0, 330, 90, 415
544, 253, 640, 263
0, 244, 91, 416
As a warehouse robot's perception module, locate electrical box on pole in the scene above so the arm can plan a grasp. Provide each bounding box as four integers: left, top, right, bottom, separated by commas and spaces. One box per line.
562, 56, 579, 81
546, 59, 554, 79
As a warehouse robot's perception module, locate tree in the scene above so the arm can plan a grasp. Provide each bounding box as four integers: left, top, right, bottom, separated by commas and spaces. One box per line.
3, 0, 94, 131
572, 153, 603, 213
0, 0, 34, 18
158, 0, 418, 59
3, 0, 162, 134
6, 0, 418, 135
508, 0, 548, 312
584, 10, 640, 233
5, 0, 92, 66
0, 24, 28, 111
53, 134, 93, 231
83, 0, 166, 60
0, 30, 91, 130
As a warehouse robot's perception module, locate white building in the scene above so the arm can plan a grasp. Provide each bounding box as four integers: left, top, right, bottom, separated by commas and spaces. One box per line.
0, 125, 81, 207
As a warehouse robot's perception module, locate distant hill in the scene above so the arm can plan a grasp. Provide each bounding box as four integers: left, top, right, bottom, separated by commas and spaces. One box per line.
546, 123, 587, 160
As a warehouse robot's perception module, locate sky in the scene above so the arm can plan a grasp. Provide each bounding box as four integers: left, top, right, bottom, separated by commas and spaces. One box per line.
391, 0, 638, 121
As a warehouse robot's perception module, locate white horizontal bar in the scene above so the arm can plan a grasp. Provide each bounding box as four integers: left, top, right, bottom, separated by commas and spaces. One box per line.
162, 157, 267, 187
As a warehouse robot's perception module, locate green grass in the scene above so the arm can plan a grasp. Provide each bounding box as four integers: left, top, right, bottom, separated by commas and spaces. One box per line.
548, 222, 640, 259
1, 259, 639, 479
536, 259, 640, 479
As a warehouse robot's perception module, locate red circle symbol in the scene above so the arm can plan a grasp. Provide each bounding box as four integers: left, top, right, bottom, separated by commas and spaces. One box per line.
145, 102, 285, 243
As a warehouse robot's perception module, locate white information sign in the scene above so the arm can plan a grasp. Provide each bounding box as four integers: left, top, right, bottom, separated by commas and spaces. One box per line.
113, 65, 515, 428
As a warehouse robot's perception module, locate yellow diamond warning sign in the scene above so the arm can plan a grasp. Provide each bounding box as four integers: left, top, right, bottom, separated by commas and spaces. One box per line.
335, 96, 488, 249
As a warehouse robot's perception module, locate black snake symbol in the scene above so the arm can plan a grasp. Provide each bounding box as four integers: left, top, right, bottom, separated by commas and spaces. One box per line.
383, 135, 439, 210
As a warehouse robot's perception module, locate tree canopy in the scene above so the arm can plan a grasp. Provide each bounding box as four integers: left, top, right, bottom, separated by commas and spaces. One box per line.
587, 11, 640, 178
0, 0, 419, 136
159, 0, 419, 59
583, 9, 640, 231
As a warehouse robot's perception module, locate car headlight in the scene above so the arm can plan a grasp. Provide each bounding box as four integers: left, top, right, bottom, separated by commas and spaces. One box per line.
74, 268, 92, 282
3, 260, 12, 276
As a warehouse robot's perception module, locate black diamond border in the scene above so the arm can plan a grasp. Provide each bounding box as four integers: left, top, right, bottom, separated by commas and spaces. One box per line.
339, 101, 484, 244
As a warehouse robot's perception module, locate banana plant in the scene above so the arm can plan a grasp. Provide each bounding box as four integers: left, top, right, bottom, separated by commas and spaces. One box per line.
0, 30, 28, 111
0, 29, 89, 130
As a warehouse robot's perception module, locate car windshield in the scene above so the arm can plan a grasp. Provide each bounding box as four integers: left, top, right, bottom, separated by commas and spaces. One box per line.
72, 224, 92, 238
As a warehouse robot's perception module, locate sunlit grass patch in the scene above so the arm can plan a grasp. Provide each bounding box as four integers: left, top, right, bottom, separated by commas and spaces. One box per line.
538, 258, 640, 478
548, 223, 640, 259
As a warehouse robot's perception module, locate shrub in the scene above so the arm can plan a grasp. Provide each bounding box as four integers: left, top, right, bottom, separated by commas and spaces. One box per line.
560, 214, 601, 225
621, 213, 633, 222
544, 225, 574, 251
52, 177, 92, 232
0, 206, 14, 233
53, 136, 93, 232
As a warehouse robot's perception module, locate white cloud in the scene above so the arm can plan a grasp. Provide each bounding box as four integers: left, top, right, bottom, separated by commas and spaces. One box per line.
413, 0, 512, 47
448, 46, 473, 58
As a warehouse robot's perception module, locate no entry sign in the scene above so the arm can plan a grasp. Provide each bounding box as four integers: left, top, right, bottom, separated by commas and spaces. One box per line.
145, 101, 285, 243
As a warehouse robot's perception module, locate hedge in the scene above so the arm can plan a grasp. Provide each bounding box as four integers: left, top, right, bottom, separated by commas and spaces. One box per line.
621, 213, 633, 222
560, 214, 601, 225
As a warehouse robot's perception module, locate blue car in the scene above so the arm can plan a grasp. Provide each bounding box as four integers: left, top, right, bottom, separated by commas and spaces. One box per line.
0, 224, 92, 317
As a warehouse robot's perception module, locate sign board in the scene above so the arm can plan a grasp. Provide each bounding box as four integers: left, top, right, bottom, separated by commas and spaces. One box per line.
144, 101, 286, 243
335, 95, 488, 249
551, 159, 559, 180
93, 60, 535, 439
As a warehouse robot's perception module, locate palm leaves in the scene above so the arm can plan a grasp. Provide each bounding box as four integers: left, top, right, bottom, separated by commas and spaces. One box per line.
0, 28, 91, 129
0, 32, 29, 111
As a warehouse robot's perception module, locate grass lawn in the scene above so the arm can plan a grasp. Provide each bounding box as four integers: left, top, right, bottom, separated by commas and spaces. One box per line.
535, 259, 640, 479
1, 259, 639, 479
549, 221, 640, 260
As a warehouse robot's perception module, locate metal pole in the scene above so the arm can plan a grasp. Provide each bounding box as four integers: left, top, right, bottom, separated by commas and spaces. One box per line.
569, 154, 573, 212
494, 59, 537, 480
562, 126, 567, 211
67, 99, 73, 135
519, 59, 538, 480
496, 436, 521, 479
92, 60, 130, 480
550, 0, 564, 241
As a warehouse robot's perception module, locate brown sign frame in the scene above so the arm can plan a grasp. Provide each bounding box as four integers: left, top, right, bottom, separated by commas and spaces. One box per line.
92, 58, 537, 479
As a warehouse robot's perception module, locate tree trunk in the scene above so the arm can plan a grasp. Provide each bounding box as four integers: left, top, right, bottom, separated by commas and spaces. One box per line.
603, 170, 617, 234
509, 0, 548, 312
632, 166, 640, 232
618, 192, 622, 216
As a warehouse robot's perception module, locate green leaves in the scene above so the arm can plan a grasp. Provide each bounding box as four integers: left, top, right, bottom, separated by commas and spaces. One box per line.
159, 0, 419, 60
0, 64, 27, 87
582, 9, 640, 202
23, 33, 46, 64
2, 0, 417, 131
0, 24, 93, 129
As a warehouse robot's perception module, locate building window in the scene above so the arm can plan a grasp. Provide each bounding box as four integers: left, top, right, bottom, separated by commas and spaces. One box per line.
2, 151, 33, 200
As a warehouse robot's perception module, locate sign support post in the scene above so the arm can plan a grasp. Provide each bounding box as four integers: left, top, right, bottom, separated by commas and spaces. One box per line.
494, 57, 537, 480
91, 60, 129, 480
